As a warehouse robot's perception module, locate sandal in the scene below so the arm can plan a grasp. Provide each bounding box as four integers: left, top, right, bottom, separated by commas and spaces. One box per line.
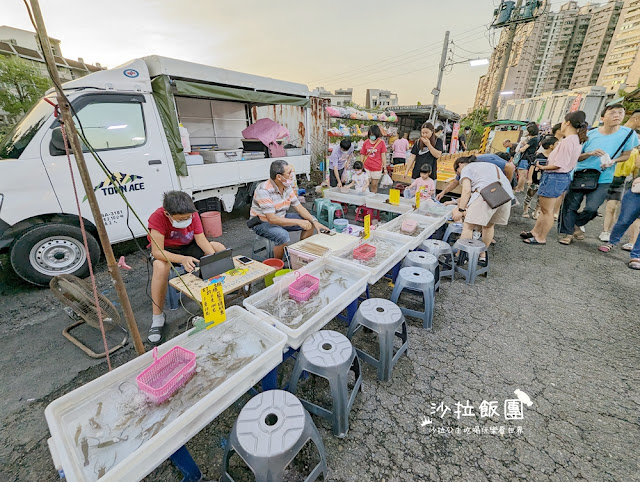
523, 237, 546, 245
598, 243, 614, 253
629, 259, 640, 270
573, 229, 585, 241
559, 235, 573, 245
520, 231, 533, 239
622, 243, 633, 252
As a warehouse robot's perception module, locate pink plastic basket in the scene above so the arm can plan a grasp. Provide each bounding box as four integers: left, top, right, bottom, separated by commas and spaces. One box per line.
136, 346, 197, 404
353, 243, 376, 261
288, 273, 319, 303
401, 220, 418, 234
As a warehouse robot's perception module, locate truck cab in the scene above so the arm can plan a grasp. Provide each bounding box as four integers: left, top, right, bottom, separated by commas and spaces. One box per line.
0, 56, 323, 286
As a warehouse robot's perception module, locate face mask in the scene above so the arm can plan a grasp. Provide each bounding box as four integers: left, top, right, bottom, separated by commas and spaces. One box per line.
369, 135, 376, 141
170, 217, 192, 229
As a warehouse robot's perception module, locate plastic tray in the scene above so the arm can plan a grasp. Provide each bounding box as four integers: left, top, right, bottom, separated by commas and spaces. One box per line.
244, 257, 370, 349
377, 212, 447, 250
365, 193, 416, 214
332, 230, 414, 284
323, 187, 374, 206
416, 201, 456, 218
44, 307, 286, 482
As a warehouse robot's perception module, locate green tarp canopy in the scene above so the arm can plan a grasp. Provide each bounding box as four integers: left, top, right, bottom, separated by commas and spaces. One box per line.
151, 75, 310, 176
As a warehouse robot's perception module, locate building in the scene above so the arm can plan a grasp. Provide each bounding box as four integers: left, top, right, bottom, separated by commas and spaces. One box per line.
570, 0, 624, 89
597, 0, 640, 93
365, 89, 398, 109
314, 87, 354, 106
0, 26, 103, 83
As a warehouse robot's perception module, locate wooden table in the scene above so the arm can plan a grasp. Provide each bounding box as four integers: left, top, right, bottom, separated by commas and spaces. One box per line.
169, 256, 276, 303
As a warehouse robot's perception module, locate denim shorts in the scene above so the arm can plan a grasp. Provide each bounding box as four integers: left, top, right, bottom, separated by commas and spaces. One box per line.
252, 213, 303, 245
517, 157, 529, 170
537, 172, 571, 198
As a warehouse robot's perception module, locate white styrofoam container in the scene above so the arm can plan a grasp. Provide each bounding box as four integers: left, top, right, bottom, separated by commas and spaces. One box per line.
44, 307, 286, 482
285, 147, 304, 156
365, 193, 416, 214
184, 154, 204, 166
243, 257, 370, 349
331, 230, 414, 284
201, 149, 243, 163
323, 187, 374, 206
242, 151, 266, 160
377, 212, 447, 250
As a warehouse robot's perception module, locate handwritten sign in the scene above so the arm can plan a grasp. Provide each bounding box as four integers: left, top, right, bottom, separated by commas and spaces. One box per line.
415, 190, 421, 209
201, 282, 226, 326
389, 188, 400, 205
364, 214, 371, 240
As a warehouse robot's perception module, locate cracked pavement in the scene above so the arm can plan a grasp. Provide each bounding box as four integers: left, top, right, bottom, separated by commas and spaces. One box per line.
0, 198, 638, 481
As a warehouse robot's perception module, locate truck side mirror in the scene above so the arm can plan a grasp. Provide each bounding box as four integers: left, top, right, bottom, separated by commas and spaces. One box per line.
50, 127, 68, 156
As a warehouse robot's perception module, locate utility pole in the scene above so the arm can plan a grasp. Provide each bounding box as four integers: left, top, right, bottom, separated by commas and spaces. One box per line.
488, 0, 523, 121
29, 0, 146, 356
430, 30, 450, 124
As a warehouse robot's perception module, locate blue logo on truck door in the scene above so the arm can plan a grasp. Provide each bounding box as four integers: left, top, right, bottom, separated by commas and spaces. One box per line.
123, 69, 139, 78
83, 172, 145, 201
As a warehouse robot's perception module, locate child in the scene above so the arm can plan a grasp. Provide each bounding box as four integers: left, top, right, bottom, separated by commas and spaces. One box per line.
403, 164, 436, 198
523, 136, 558, 218
345, 160, 370, 193
328, 139, 355, 187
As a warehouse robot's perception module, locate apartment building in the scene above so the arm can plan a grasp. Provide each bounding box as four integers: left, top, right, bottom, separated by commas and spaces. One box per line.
365, 89, 399, 109
597, 0, 640, 93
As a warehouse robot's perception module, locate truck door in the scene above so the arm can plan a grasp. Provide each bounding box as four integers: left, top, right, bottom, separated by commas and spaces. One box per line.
41, 92, 175, 243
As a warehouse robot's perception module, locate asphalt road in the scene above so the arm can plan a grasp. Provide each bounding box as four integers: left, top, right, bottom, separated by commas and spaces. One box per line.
0, 197, 638, 481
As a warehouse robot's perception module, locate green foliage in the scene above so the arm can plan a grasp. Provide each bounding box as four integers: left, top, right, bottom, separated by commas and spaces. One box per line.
460, 107, 488, 150
618, 87, 640, 121
0, 56, 51, 118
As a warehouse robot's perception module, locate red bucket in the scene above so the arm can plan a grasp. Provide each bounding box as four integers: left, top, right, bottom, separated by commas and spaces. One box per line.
200, 211, 222, 238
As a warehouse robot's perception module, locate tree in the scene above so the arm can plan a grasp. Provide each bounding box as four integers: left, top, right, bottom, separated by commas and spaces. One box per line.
460, 107, 488, 150
0, 56, 51, 119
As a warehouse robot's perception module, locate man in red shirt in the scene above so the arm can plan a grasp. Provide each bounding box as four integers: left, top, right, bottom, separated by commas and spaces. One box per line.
147, 191, 225, 344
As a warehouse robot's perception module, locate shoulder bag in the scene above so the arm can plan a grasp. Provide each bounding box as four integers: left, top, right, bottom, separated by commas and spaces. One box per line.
478, 166, 512, 209
571, 129, 635, 192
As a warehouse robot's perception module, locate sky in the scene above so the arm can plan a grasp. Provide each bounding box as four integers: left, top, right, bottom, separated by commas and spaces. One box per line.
3, 0, 594, 115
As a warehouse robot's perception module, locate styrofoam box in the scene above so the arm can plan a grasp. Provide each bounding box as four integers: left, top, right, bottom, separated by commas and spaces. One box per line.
365, 193, 416, 214
331, 230, 414, 284
243, 257, 370, 349
377, 212, 447, 250
285, 148, 304, 156
44, 307, 286, 482
201, 149, 243, 163
323, 187, 375, 206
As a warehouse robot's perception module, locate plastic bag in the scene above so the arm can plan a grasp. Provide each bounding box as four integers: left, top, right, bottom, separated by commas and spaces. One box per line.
380, 173, 393, 188
599, 153, 615, 169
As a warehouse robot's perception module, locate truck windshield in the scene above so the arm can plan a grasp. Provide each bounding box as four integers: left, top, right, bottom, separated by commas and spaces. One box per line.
0, 98, 54, 160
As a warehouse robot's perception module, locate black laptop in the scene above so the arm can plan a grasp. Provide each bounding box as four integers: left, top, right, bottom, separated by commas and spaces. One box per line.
198, 249, 235, 280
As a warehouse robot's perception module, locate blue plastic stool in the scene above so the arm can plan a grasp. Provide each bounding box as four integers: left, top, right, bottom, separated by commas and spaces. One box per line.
390, 267, 435, 330
453, 239, 489, 284
401, 251, 440, 292
443, 222, 464, 244
318, 202, 344, 230
420, 239, 455, 283
313, 198, 331, 216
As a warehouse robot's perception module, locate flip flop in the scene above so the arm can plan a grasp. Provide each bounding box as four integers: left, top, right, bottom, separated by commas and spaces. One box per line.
559, 235, 573, 245
598, 243, 614, 253
523, 237, 546, 245
520, 231, 533, 239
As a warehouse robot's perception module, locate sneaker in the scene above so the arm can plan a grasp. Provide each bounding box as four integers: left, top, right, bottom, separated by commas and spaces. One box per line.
599, 232, 611, 242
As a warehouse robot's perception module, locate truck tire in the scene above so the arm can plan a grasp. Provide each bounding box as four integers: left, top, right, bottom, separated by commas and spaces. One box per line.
10, 223, 101, 287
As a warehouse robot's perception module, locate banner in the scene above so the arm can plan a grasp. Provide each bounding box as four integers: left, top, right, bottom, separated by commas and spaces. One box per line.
450, 123, 460, 154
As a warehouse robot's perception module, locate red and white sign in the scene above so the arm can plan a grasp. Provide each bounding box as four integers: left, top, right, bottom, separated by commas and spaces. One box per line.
449, 123, 460, 154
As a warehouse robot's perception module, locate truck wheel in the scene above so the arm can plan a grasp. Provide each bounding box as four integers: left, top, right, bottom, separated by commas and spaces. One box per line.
10, 224, 101, 286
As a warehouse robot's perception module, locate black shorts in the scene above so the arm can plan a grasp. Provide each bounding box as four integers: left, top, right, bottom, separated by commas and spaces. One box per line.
150, 241, 204, 262
606, 176, 627, 202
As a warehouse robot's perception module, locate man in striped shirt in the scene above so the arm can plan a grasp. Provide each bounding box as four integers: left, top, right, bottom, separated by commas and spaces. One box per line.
249, 160, 326, 259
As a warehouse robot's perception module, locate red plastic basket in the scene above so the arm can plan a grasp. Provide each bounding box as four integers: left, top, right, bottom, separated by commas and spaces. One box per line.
353, 243, 376, 261
136, 346, 196, 404
288, 273, 319, 303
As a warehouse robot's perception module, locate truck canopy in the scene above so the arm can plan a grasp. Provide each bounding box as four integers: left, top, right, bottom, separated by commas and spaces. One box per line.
61, 56, 314, 176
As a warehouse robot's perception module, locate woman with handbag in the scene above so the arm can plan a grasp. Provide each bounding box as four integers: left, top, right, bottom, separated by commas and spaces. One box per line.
360, 124, 387, 193
521, 111, 587, 245
558, 104, 639, 244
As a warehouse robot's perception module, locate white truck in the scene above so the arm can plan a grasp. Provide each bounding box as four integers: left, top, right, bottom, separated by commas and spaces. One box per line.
0, 56, 325, 286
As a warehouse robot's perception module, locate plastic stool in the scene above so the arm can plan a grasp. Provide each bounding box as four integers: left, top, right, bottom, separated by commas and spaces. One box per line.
166, 266, 186, 310
313, 198, 331, 216
390, 267, 435, 330
288, 330, 363, 437
221, 390, 328, 482
443, 222, 464, 244
420, 239, 455, 283
318, 202, 344, 230
355, 206, 380, 223
252, 234, 275, 261
347, 298, 408, 381
453, 239, 489, 284
401, 251, 440, 292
